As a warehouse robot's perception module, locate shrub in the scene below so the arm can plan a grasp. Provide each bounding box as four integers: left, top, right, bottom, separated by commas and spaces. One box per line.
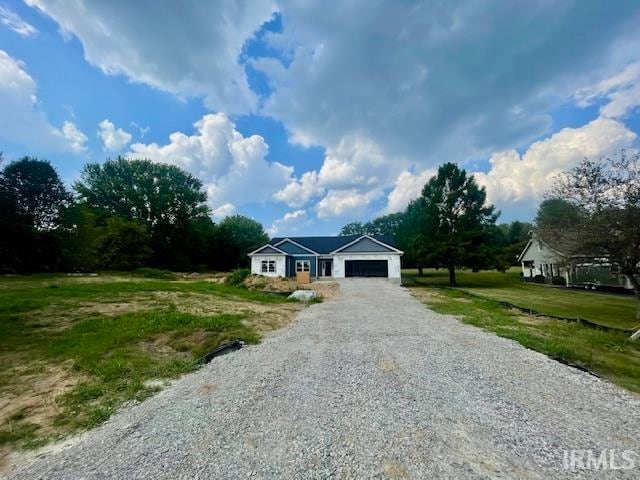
533, 274, 546, 284
551, 276, 567, 286
225, 268, 250, 286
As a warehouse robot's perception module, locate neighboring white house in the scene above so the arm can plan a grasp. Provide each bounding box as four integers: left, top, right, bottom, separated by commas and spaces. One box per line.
248, 234, 403, 282
518, 232, 634, 290
517, 232, 570, 283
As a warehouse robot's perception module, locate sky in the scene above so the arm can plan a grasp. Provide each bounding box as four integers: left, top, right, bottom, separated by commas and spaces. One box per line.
1, 1, 640, 236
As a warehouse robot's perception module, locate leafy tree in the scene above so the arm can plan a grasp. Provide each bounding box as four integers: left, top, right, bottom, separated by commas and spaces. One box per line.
75, 157, 212, 269
216, 215, 269, 269
2, 157, 71, 230
546, 151, 640, 321
59, 205, 102, 272
413, 162, 498, 286
396, 197, 429, 275
534, 198, 584, 252
340, 213, 403, 237
74, 157, 209, 230
339, 221, 368, 236
97, 217, 152, 270
366, 213, 403, 236
494, 220, 534, 268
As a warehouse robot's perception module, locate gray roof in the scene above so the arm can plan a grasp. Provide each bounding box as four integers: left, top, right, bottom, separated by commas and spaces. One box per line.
269, 235, 397, 255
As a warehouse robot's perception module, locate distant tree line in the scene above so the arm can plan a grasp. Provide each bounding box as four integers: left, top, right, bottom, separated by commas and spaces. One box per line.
340, 162, 531, 286
0, 154, 268, 273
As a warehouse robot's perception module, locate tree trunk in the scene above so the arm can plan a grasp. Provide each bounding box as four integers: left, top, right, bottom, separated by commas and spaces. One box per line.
418, 266, 424, 277
448, 265, 456, 287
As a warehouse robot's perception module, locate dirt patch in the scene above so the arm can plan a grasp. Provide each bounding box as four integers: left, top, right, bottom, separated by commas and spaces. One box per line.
0, 360, 85, 468
243, 275, 340, 300
0, 361, 82, 429
243, 275, 297, 294
300, 282, 340, 300
408, 287, 444, 303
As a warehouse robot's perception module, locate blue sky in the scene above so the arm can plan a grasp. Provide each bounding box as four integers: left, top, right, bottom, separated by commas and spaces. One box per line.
1, 1, 640, 236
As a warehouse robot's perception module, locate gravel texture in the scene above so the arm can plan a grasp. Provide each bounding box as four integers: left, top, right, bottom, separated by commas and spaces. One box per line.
9, 279, 640, 479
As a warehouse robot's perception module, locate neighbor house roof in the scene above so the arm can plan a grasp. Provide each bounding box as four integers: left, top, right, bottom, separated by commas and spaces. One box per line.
268, 235, 397, 255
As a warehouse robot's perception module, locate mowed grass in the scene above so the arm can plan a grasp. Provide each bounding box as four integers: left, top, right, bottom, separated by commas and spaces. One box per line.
409, 287, 640, 394
403, 268, 638, 330
0, 273, 295, 453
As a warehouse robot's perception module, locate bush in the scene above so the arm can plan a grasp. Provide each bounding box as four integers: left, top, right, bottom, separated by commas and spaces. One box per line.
533, 274, 546, 284
551, 276, 567, 286
225, 268, 250, 286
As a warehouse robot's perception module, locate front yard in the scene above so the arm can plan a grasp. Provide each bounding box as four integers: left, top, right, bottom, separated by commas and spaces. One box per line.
403, 268, 638, 330
0, 272, 304, 462
405, 269, 640, 394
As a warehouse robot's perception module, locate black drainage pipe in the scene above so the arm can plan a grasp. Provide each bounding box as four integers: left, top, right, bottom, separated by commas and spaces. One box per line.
198, 340, 245, 364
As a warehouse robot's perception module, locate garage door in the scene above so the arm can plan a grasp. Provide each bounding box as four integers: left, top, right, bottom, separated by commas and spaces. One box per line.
345, 260, 388, 277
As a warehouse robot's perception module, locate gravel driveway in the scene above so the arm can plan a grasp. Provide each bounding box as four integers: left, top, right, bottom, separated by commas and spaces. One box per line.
9, 279, 640, 479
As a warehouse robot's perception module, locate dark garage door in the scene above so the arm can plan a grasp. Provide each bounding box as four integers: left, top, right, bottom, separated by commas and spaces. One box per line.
345, 260, 388, 277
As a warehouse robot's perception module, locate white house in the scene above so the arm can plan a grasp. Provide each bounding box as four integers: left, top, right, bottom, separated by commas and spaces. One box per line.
248, 234, 403, 282
517, 232, 634, 290
517, 232, 570, 283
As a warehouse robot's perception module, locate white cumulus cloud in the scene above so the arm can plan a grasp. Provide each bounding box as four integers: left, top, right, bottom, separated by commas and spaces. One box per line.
268, 209, 310, 236
316, 189, 382, 219
98, 119, 132, 151
62, 120, 87, 153
129, 113, 293, 209
575, 62, 640, 119
474, 117, 637, 218
211, 202, 236, 221
0, 50, 87, 153
385, 169, 435, 213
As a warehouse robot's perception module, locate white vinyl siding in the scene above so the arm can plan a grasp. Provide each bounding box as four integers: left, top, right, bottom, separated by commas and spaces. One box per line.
251, 255, 285, 277
332, 253, 402, 281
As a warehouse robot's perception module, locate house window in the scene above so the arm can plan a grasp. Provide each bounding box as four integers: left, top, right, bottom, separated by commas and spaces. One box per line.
296, 260, 310, 272
261, 260, 276, 273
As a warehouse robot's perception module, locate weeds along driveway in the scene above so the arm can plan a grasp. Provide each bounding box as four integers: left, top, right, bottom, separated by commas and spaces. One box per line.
10, 279, 640, 479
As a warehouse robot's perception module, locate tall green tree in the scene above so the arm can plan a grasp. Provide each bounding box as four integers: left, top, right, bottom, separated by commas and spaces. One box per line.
396, 197, 429, 275
216, 215, 269, 269
534, 198, 584, 252
2, 157, 71, 230
75, 157, 209, 229
340, 213, 403, 237
366, 213, 403, 236
74, 157, 211, 269
414, 162, 498, 286
97, 218, 152, 270
339, 221, 368, 236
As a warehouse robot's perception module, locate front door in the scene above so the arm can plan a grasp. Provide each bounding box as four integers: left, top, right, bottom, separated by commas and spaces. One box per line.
320, 260, 333, 277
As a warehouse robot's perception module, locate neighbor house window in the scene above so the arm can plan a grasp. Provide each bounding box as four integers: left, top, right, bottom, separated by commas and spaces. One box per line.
296, 260, 310, 272
261, 260, 276, 273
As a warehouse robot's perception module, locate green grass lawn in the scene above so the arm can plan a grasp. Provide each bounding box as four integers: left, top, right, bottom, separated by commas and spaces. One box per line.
403, 268, 638, 330
409, 286, 640, 394
0, 272, 300, 453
